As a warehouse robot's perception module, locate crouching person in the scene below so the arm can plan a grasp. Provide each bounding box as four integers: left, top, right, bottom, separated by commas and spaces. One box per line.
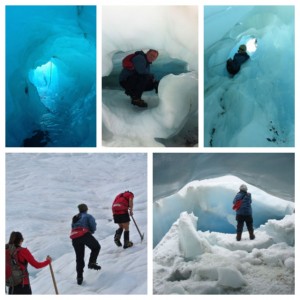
70, 204, 101, 285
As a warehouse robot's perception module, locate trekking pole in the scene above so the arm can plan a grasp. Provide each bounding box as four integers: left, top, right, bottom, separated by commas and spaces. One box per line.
49, 261, 59, 295
131, 215, 144, 242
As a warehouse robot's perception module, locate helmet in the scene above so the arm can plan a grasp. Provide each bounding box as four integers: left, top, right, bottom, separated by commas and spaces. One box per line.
240, 184, 248, 192
239, 44, 247, 52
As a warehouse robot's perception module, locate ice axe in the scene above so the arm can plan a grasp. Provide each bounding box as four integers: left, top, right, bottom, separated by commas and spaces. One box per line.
49, 259, 59, 295
131, 215, 144, 242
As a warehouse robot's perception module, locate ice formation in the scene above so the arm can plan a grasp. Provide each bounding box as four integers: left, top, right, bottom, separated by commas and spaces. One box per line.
204, 6, 294, 147
6, 6, 96, 147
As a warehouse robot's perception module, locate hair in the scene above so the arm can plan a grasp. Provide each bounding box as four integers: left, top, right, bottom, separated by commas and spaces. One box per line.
9, 231, 24, 246
78, 203, 88, 212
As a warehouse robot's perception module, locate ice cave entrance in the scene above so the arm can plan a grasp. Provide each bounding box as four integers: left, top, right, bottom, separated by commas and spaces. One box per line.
229, 35, 258, 59
29, 59, 59, 111
102, 50, 189, 92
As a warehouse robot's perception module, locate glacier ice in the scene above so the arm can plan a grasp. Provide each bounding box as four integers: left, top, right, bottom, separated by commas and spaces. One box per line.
6, 6, 96, 147
204, 6, 294, 147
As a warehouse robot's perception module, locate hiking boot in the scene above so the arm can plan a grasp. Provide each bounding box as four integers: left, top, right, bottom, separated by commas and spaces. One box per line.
88, 263, 101, 270
131, 99, 148, 108
77, 276, 83, 285
123, 241, 133, 249
114, 237, 122, 247
236, 232, 242, 241
249, 230, 255, 240
114, 228, 123, 247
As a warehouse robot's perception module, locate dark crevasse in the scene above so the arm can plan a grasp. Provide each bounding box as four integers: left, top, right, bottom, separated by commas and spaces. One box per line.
6, 6, 96, 147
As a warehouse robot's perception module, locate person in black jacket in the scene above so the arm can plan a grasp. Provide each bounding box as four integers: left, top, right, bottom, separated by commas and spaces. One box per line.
226, 44, 250, 76
119, 49, 159, 108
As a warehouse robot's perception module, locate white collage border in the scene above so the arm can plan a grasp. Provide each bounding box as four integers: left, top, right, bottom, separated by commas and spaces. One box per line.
0, 0, 298, 299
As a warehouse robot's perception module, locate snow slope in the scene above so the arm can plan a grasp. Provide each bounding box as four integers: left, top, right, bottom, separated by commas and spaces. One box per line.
5, 153, 147, 294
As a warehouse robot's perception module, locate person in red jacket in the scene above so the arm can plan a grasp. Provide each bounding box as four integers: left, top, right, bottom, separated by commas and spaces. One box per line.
6, 231, 52, 294
112, 191, 134, 249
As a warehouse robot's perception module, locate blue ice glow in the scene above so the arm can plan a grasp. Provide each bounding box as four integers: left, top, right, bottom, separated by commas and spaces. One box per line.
29, 60, 58, 111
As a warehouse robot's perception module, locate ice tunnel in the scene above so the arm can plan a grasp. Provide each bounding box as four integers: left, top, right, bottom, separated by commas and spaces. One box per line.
204, 6, 294, 147
153, 175, 294, 247
102, 6, 198, 147
6, 6, 96, 147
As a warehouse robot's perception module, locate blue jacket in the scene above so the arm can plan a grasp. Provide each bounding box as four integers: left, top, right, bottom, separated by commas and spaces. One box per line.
233, 191, 252, 215
71, 212, 97, 233
119, 51, 152, 82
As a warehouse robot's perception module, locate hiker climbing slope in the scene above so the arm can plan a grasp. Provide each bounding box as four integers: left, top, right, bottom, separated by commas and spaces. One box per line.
70, 204, 101, 285
112, 191, 134, 249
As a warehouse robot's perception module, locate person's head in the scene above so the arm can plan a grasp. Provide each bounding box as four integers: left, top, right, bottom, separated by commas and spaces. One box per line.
240, 184, 248, 192
78, 203, 88, 213
238, 44, 247, 53
9, 231, 24, 246
146, 49, 159, 63
123, 191, 134, 200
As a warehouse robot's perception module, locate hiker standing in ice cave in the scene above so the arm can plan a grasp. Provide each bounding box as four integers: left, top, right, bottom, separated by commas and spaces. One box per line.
232, 184, 255, 241
119, 49, 159, 108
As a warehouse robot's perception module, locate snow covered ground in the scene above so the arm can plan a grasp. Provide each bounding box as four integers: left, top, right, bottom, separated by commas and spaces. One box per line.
5, 153, 147, 294
153, 176, 295, 294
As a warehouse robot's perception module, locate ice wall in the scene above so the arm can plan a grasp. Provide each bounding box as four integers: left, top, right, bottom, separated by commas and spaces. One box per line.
6, 6, 96, 147
153, 175, 294, 247
102, 6, 198, 147
204, 6, 294, 147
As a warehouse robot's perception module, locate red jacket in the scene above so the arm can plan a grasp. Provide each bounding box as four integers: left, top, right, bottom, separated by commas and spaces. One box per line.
112, 192, 132, 215
17, 247, 50, 285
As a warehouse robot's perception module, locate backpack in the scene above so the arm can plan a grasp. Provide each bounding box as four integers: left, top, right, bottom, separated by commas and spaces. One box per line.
5, 244, 26, 287
122, 51, 144, 70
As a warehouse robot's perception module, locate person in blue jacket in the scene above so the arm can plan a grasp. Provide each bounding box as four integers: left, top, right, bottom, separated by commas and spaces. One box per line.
226, 44, 250, 76
119, 49, 159, 108
70, 204, 101, 285
233, 184, 255, 241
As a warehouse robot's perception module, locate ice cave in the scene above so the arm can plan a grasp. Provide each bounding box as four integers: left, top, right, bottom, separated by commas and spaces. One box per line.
6, 6, 96, 147
102, 6, 198, 147
204, 6, 294, 147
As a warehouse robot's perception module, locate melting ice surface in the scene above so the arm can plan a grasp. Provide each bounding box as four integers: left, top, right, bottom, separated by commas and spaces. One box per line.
153, 175, 294, 294
102, 6, 198, 147
6, 6, 96, 147
204, 6, 294, 147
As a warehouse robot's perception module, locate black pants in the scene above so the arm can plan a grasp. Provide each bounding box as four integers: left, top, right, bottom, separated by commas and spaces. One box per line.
236, 214, 253, 233
8, 284, 32, 294
72, 233, 101, 277
120, 74, 156, 100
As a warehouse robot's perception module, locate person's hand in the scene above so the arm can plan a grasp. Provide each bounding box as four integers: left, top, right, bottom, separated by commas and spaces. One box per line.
129, 209, 133, 216
46, 255, 52, 262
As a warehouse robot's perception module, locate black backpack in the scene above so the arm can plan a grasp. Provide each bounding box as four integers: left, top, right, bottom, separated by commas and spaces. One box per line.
5, 244, 26, 287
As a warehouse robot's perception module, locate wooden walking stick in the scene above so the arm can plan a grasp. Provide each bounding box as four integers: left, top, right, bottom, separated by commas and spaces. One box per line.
49, 261, 59, 295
